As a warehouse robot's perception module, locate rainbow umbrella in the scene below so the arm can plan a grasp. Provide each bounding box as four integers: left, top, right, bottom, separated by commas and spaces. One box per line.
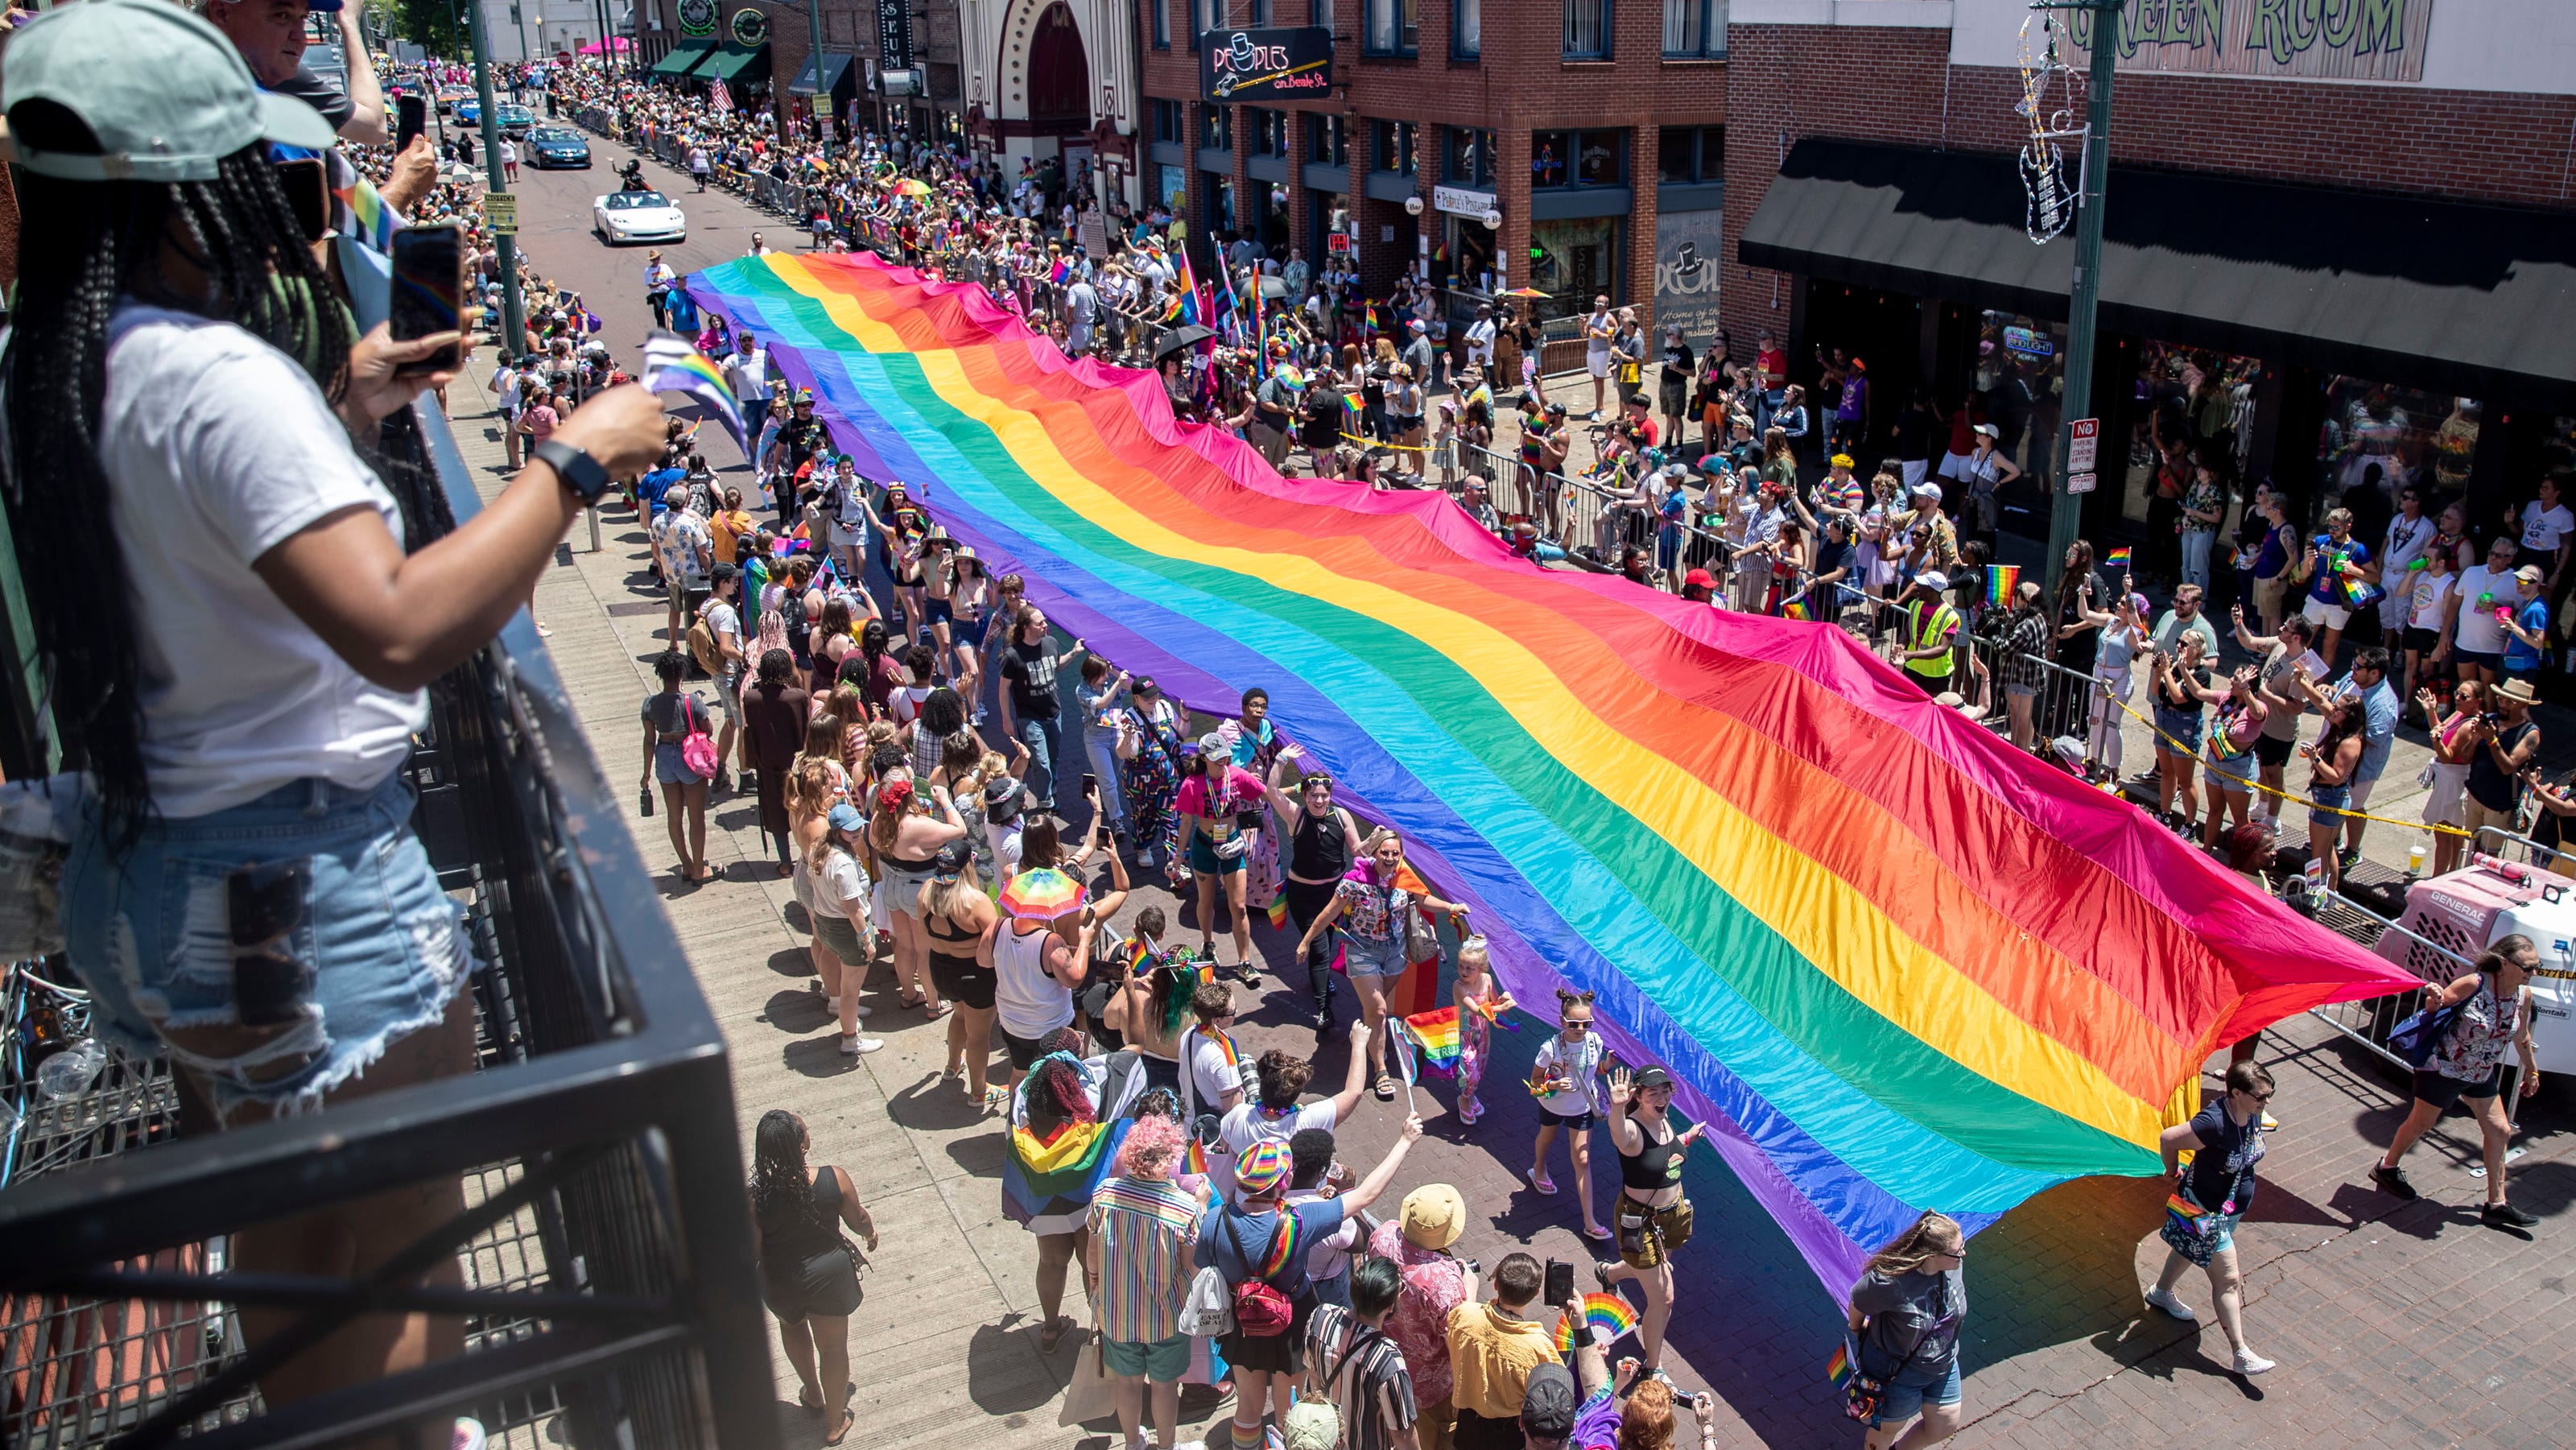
894, 178, 933, 197
999, 867, 1086, 921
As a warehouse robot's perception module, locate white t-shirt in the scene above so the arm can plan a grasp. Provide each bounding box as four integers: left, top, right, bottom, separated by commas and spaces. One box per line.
97, 306, 428, 817
2522, 503, 2575, 555
1286, 1185, 1363, 1283
1532, 1032, 1607, 1117
2454, 564, 2512, 654
1183, 1025, 1251, 1119
1216, 1099, 1338, 1204
703, 597, 741, 679
987, 819, 1024, 885
810, 848, 868, 919
2409, 570, 2458, 633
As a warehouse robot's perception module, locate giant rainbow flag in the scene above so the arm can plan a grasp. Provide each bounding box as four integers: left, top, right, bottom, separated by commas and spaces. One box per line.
683, 253, 2413, 1296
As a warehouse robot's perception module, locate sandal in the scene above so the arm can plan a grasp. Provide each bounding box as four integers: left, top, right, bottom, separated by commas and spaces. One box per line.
798, 1384, 824, 1415
1038, 1316, 1074, 1353
823, 1412, 853, 1446
1374, 1076, 1398, 1101
1529, 1168, 1558, 1196
922, 998, 952, 1020
1583, 1221, 1613, 1241
1595, 1261, 1617, 1291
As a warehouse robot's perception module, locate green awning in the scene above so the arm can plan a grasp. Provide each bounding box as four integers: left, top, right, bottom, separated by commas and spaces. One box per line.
649, 40, 713, 77
696, 43, 770, 82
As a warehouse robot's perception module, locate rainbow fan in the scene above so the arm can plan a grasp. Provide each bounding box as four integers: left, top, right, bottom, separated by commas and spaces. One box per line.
1554, 1293, 1641, 1354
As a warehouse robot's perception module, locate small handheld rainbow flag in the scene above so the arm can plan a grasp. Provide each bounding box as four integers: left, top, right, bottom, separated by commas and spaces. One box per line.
1399, 1008, 1464, 1076
1984, 564, 2021, 609
1826, 1339, 1856, 1390
1554, 1293, 1641, 1353
639, 332, 751, 457
1781, 601, 1812, 622
1364, 301, 1382, 336
2104, 547, 2132, 572
1265, 896, 1290, 928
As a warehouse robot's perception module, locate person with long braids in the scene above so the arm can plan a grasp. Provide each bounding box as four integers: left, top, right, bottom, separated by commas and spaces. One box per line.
1592, 1066, 1707, 1382
749, 1109, 876, 1445
1264, 764, 1361, 1046
17, 4, 665, 1424
1004, 1030, 1146, 1356
866, 773, 966, 1018
840, 615, 905, 718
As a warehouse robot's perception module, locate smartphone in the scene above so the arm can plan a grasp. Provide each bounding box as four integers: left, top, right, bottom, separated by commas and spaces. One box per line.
276, 157, 328, 245
227, 861, 314, 1028
395, 92, 429, 152
1094, 824, 1113, 847
1543, 1259, 1575, 1309
389, 222, 466, 374
1080, 771, 1097, 795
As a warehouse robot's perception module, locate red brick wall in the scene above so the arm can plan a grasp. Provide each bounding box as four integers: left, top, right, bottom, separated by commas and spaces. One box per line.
1720, 23, 2576, 365
1134, 0, 1728, 328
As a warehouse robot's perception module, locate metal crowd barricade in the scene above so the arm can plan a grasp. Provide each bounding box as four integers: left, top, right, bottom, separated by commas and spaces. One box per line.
2306, 897, 2454, 1072
2472, 824, 2576, 878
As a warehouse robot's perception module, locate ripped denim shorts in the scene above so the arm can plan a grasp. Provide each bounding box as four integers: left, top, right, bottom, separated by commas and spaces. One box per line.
61, 770, 472, 1120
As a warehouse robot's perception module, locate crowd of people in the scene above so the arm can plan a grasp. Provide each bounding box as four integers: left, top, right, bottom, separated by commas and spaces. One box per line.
9, 2, 2547, 1441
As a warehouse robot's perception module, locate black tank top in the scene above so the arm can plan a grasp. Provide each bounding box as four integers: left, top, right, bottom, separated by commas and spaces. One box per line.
924, 911, 980, 965
758, 1166, 845, 1271
1619, 1117, 1687, 1195
1291, 805, 1349, 880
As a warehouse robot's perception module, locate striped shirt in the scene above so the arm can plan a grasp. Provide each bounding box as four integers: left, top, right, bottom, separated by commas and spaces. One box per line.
1086, 1176, 1203, 1345
1307, 1305, 1418, 1450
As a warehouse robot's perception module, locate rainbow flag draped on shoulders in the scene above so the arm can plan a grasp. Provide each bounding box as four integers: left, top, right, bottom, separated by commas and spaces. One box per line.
679, 251, 2413, 1299
1001, 1052, 1150, 1234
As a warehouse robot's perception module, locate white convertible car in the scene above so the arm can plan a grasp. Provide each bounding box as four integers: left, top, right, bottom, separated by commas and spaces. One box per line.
592, 190, 687, 246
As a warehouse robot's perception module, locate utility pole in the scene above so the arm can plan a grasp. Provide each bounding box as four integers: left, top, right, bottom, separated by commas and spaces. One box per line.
2045, 0, 2121, 594
804, 0, 831, 156
465, 0, 526, 357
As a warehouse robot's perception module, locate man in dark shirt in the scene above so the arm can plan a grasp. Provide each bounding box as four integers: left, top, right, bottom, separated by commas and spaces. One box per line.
997, 605, 1087, 814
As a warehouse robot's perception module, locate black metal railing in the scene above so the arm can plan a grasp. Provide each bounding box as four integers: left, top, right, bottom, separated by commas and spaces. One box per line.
0, 404, 773, 1450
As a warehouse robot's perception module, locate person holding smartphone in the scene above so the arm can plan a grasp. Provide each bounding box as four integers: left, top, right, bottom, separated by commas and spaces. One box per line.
15, 2, 667, 1432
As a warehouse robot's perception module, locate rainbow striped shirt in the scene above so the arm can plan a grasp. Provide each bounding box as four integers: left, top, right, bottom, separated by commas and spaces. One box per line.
1087, 1177, 1204, 1345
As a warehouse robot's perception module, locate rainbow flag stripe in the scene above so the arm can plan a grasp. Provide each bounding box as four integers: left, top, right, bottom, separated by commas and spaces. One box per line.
679, 253, 2410, 1296
1402, 1008, 1466, 1076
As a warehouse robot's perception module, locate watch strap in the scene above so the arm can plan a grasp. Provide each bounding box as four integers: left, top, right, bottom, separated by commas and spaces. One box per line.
535, 438, 609, 503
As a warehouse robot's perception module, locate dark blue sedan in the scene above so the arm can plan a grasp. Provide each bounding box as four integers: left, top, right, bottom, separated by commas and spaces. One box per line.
524, 127, 591, 169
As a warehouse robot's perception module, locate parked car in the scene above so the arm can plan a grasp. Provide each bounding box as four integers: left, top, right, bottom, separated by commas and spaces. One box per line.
524, 126, 590, 168
592, 190, 687, 246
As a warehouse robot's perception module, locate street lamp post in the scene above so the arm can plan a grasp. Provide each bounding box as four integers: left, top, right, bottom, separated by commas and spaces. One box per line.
2044, 0, 2122, 595
465, 0, 526, 357
805, 0, 828, 155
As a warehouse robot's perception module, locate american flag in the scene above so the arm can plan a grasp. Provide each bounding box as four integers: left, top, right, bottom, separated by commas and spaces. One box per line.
708, 79, 734, 113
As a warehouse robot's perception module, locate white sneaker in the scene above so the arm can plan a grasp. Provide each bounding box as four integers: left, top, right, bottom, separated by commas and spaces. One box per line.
2231, 1349, 2275, 1376
840, 1035, 884, 1055
2143, 1287, 2197, 1321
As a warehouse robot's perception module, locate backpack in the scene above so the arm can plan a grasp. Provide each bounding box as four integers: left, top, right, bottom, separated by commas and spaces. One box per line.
687, 613, 721, 675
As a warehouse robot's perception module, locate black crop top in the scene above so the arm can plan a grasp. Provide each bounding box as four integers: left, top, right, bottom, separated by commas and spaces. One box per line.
1619, 1117, 1687, 1195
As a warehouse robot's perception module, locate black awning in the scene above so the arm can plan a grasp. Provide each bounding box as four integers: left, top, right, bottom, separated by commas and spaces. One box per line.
786, 51, 856, 98
1740, 138, 2576, 407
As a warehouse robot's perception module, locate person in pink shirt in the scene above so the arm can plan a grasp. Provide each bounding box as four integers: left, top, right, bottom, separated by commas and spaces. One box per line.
1367, 1186, 1474, 1450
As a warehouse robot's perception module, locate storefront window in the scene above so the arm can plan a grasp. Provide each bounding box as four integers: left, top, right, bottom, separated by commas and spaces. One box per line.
1158, 164, 1187, 211
2317, 379, 2476, 518
1311, 190, 1352, 263
1439, 213, 1497, 294
1528, 217, 1620, 323
1205, 176, 1236, 234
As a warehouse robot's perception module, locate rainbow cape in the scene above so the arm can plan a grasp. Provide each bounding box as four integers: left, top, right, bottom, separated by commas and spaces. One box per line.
1400, 1008, 1465, 1076
679, 252, 2411, 1297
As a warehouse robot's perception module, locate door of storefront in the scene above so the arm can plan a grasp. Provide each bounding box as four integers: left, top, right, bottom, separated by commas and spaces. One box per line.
1798, 279, 1925, 463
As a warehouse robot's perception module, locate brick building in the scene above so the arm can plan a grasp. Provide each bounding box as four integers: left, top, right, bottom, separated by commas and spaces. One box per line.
633, 0, 967, 147
1131, 0, 1730, 340
1721, 0, 2576, 561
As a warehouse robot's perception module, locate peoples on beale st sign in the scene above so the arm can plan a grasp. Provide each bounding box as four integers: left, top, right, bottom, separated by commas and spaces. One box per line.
1196, 27, 1333, 104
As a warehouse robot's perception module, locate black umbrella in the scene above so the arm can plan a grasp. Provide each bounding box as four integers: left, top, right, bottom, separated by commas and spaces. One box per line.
1151, 324, 1216, 359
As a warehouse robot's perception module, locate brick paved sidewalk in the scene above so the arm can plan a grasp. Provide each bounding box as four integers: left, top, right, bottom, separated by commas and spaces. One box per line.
464, 139, 2576, 1450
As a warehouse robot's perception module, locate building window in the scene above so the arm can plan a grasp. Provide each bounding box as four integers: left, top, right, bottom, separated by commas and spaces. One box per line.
1249, 0, 1270, 23
1453, 0, 1480, 56
1364, 0, 1417, 55
1526, 217, 1622, 321
1200, 102, 1232, 151
1372, 119, 1417, 176
1152, 0, 1169, 48
1249, 108, 1289, 157
1152, 99, 1184, 145
1158, 163, 1187, 210
1656, 126, 1723, 182
1307, 112, 1348, 167
1189, 0, 1216, 49
1563, 0, 1609, 58
1443, 126, 1492, 187
1314, 0, 1333, 28
1662, 0, 1725, 56
1532, 128, 1625, 188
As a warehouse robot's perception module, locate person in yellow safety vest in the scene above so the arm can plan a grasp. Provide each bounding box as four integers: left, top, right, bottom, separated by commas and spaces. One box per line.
1897, 570, 1961, 691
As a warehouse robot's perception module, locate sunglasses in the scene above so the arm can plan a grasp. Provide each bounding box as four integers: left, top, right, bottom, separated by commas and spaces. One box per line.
1563, 1017, 1593, 1031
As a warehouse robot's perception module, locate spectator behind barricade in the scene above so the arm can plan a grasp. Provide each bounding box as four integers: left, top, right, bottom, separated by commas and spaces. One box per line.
8, 2, 664, 1433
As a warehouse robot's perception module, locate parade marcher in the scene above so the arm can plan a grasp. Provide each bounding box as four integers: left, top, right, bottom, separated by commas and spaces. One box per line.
1593, 1065, 1703, 1379
2371, 936, 2544, 1230
1844, 1212, 1968, 1450
2143, 1060, 2280, 1375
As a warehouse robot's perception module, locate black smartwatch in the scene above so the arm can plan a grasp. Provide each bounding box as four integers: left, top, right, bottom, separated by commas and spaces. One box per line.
534, 438, 611, 505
